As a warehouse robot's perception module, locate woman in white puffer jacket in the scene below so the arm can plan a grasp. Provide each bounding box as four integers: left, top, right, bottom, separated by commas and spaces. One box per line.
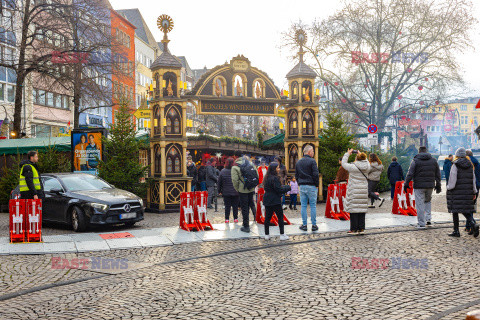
342, 149, 371, 235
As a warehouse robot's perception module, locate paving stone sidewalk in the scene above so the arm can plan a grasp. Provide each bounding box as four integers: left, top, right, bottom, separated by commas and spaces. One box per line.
0, 225, 479, 319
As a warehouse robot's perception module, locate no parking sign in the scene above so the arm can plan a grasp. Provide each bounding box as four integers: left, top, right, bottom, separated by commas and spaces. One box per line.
368, 124, 377, 134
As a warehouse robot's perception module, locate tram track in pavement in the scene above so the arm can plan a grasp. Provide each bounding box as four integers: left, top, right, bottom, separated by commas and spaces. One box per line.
1, 223, 472, 319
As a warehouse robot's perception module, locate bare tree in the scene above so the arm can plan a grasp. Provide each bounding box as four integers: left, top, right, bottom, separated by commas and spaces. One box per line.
283, 0, 476, 131
1, 0, 128, 136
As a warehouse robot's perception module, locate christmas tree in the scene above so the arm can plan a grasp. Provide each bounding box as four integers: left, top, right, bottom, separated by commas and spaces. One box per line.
318, 111, 356, 186
98, 99, 149, 197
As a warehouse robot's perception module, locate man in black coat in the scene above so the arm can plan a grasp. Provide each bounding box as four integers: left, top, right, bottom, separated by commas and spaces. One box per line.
404, 146, 441, 229
19, 151, 44, 200
186, 156, 198, 192
387, 157, 404, 199
295, 145, 320, 232
205, 157, 218, 209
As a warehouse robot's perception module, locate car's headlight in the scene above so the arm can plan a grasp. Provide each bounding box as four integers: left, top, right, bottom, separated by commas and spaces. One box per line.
90, 203, 108, 212
138, 198, 144, 207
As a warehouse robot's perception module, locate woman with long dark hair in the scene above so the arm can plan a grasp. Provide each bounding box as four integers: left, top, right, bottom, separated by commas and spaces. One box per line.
367, 153, 385, 208
263, 162, 291, 240
218, 158, 240, 223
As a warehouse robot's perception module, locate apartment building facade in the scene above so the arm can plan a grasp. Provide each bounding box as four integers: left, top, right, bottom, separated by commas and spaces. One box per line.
110, 10, 136, 123
117, 8, 160, 132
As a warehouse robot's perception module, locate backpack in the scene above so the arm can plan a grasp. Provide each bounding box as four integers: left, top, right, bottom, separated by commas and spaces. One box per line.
239, 161, 259, 190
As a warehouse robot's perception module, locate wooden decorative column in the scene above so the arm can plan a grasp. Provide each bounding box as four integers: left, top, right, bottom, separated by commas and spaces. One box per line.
147, 15, 192, 212
284, 29, 322, 200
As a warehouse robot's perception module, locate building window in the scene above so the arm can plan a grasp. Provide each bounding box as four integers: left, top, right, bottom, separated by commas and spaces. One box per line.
46, 92, 54, 106
288, 110, 298, 136
166, 144, 182, 174
6, 84, 14, 102
165, 105, 181, 135
461, 105, 467, 111
288, 144, 298, 170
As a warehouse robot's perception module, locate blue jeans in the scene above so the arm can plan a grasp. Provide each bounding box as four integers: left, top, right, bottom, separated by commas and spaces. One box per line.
200, 181, 207, 191
282, 194, 286, 206
299, 185, 318, 225
290, 194, 297, 207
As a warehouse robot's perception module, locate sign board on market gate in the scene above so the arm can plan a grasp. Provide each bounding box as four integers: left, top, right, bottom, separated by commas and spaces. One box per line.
134, 109, 151, 119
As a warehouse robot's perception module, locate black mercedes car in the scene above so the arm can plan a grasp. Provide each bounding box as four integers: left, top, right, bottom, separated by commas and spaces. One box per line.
12, 173, 144, 232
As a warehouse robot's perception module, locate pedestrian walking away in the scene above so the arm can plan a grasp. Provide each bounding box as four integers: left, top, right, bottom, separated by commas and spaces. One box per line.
232, 154, 259, 232
275, 156, 288, 210
341, 149, 370, 235
443, 154, 453, 184
404, 146, 441, 229
295, 145, 319, 232
288, 177, 299, 210
387, 157, 404, 199
263, 162, 291, 241
205, 157, 219, 208
198, 165, 207, 191
186, 156, 198, 192
19, 150, 45, 200
446, 147, 479, 238
335, 157, 349, 185
367, 153, 385, 208
218, 157, 240, 223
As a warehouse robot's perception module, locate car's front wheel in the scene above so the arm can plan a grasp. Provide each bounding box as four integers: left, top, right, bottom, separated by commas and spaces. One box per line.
71, 206, 87, 232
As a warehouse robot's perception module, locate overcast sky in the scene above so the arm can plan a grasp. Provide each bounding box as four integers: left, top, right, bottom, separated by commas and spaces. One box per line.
111, 0, 480, 97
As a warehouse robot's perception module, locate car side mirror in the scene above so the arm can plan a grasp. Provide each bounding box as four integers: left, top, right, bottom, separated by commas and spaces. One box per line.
50, 188, 63, 194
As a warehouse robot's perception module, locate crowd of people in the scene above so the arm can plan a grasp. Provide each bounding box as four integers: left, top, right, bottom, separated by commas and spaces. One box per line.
187, 146, 319, 240
187, 144, 480, 240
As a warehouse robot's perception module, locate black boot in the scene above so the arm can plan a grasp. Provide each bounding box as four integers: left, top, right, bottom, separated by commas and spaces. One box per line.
473, 224, 479, 238
448, 230, 460, 237
289, 204, 292, 210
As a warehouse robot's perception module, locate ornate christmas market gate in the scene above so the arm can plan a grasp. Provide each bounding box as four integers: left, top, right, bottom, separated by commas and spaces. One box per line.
147, 15, 321, 212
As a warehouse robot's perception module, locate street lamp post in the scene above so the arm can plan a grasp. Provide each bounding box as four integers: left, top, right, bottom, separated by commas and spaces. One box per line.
439, 136, 443, 155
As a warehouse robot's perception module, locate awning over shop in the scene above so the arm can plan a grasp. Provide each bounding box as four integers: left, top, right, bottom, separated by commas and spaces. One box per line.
263, 133, 285, 146
0, 137, 71, 155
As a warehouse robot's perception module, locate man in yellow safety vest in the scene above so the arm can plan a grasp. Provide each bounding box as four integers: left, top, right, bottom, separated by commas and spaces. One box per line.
19, 151, 44, 199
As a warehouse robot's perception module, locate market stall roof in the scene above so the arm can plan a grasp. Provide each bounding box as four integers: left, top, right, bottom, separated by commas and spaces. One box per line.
263, 133, 285, 146
0, 137, 71, 155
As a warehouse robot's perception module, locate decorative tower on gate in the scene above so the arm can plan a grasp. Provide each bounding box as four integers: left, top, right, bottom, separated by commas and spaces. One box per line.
284, 29, 319, 175
148, 15, 191, 212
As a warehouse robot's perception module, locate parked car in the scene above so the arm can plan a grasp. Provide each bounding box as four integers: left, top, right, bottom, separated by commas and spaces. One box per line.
12, 173, 144, 232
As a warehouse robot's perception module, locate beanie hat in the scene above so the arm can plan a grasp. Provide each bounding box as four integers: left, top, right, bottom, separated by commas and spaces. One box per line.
455, 147, 466, 158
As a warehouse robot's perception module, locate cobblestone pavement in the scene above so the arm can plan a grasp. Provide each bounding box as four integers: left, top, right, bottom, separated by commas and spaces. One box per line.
0, 183, 455, 235
0, 223, 479, 319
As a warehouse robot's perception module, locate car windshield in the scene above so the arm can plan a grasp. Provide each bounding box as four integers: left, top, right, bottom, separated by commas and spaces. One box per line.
61, 174, 112, 192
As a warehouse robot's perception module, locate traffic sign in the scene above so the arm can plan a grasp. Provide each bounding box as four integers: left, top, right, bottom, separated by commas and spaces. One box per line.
368, 124, 377, 134
368, 134, 378, 146
134, 108, 151, 119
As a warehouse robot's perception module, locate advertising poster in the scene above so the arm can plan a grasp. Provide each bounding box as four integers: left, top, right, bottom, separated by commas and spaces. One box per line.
71, 129, 106, 174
